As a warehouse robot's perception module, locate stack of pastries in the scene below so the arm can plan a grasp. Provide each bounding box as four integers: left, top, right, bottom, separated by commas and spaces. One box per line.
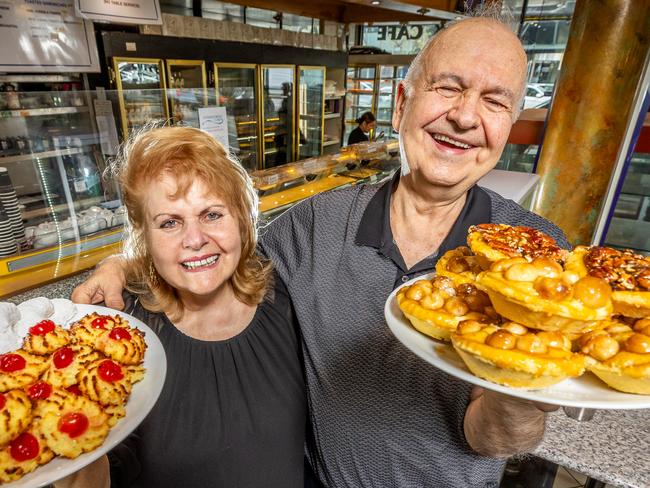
0, 312, 146, 483
397, 223, 650, 393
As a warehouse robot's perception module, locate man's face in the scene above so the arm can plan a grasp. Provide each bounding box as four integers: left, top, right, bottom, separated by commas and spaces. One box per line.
393, 20, 527, 193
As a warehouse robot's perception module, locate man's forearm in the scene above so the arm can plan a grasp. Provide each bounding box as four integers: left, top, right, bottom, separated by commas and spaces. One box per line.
464, 388, 547, 458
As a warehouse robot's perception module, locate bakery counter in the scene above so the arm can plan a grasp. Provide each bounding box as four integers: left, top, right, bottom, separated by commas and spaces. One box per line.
534, 408, 650, 488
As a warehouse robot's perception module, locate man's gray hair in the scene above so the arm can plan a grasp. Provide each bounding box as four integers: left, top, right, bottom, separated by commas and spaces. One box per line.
401, 3, 526, 118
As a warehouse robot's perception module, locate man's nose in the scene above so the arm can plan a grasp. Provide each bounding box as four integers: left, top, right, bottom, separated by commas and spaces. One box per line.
447, 92, 481, 130
182, 221, 209, 249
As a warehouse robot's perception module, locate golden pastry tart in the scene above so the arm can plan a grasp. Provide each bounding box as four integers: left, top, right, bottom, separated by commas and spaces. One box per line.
397, 276, 497, 341
78, 359, 144, 406
451, 320, 586, 389
0, 428, 54, 483
70, 313, 124, 346
95, 325, 146, 365
0, 389, 32, 449
578, 318, 650, 394
467, 223, 568, 264
0, 350, 49, 392
566, 246, 650, 318
435, 247, 485, 285
41, 344, 103, 389
22, 319, 70, 356
476, 256, 613, 336
39, 389, 110, 459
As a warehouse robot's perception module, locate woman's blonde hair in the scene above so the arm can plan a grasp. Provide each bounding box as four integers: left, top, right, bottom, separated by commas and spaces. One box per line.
111, 125, 272, 320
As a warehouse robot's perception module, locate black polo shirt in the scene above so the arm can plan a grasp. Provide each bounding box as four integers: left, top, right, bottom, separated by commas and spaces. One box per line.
355, 173, 492, 288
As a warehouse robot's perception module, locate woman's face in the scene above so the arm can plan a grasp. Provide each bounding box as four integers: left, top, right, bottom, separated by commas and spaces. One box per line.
143, 174, 242, 302
361, 120, 376, 133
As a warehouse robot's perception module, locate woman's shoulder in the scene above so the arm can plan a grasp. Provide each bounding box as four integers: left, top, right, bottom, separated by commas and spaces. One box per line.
121, 291, 166, 335
256, 274, 299, 339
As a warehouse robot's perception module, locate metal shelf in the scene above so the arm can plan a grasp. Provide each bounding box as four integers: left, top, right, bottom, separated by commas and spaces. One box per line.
323, 139, 340, 147
0, 106, 89, 118
324, 113, 341, 119
0, 147, 83, 165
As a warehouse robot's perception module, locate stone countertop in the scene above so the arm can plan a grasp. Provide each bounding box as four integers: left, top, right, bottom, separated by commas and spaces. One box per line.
534, 408, 650, 488
8, 273, 650, 488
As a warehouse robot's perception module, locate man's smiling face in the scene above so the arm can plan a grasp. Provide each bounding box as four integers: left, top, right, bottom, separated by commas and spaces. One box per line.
393, 19, 527, 193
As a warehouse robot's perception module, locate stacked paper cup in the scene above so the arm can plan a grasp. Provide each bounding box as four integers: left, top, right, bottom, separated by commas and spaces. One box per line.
0, 167, 25, 247
0, 208, 17, 257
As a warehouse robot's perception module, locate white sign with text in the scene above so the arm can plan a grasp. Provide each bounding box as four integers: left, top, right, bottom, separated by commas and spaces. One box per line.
0, 0, 100, 72
198, 106, 230, 153
75, 0, 162, 25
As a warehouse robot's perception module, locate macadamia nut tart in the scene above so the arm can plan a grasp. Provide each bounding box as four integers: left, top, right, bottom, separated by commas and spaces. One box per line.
475, 256, 613, 336
578, 318, 650, 394
397, 276, 498, 341
435, 247, 486, 285
566, 246, 650, 318
467, 223, 568, 265
451, 320, 586, 389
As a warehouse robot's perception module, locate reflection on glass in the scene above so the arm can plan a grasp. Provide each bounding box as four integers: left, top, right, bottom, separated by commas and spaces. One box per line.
297, 67, 324, 159
375, 65, 407, 138
214, 65, 259, 171
262, 66, 294, 168
167, 61, 207, 128
345, 65, 376, 144
115, 58, 168, 136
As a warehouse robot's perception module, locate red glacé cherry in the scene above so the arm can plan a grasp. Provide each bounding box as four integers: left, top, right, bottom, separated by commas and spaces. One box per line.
29, 319, 56, 336
67, 384, 82, 396
0, 393, 6, 410
0, 353, 26, 372
98, 360, 124, 382
10, 433, 39, 462
58, 412, 89, 438
109, 327, 131, 341
91, 316, 110, 329
27, 381, 52, 400
53, 347, 75, 369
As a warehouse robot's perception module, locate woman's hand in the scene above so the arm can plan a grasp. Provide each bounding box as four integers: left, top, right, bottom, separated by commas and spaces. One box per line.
53, 455, 110, 488
464, 387, 558, 458
71, 255, 128, 310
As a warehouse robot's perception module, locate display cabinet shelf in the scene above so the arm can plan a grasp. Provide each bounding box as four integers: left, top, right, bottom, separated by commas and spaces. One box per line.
0, 148, 83, 165
0, 106, 89, 118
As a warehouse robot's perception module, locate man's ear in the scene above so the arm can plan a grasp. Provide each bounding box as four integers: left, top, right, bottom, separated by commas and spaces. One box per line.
392, 82, 407, 133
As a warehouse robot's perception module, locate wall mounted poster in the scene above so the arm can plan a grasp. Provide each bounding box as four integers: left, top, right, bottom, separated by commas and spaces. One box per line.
0, 0, 100, 72
75, 0, 162, 25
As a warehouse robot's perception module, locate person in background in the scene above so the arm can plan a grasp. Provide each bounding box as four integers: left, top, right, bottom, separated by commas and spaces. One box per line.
347, 111, 376, 145
60, 126, 305, 488
73, 10, 563, 488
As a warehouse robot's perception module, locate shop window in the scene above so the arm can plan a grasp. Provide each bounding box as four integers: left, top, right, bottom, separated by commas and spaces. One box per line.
246, 7, 280, 29
160, 0, 193, 16
202, 0, 245, 23
360, 22, 444, 55
283, 13, 319, 34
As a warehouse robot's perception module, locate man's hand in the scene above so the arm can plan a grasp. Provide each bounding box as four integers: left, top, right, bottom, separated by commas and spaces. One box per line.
464, 387, 558, 458
53, 454, 109, 488
71, 255, 128, 310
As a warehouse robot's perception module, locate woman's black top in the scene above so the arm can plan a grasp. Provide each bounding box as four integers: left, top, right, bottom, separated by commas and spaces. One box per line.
347, 126, 368, 145
108, 276, 306, 488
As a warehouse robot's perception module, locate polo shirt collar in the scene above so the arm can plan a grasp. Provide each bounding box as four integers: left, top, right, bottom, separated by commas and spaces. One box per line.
355, 171, 492, 273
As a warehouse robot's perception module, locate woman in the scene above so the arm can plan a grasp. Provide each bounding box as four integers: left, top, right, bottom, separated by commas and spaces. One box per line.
61, 126, 306, 487
347, 111, 375, 145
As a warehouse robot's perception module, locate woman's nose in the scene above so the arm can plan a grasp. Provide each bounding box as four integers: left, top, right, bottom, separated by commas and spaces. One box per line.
182, 221, 209, 249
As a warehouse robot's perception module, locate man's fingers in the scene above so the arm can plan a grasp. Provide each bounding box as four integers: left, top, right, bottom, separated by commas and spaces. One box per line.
103, 285, 125, 310
71, 281, 99, 305
534, 401, 560, 413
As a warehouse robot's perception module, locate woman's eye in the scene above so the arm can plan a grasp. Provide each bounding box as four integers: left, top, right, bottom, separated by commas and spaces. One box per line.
436, 86, 460, 97
205, 212, 223, 221
160, 219, 178, 229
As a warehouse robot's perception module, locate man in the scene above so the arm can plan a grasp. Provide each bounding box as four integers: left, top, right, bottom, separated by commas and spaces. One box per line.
74, 15, 565, 488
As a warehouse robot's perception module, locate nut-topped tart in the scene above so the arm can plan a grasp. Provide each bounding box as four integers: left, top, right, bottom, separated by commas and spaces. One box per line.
451, 320, 586, 389
566, 246, 650, 318
435, 246, 485, 285
467, 223, 568, 265
396, 276, 497, 341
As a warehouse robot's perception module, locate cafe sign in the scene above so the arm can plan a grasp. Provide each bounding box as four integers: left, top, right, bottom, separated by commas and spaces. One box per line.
362, 22, 443, 55
75, 0, 162, 25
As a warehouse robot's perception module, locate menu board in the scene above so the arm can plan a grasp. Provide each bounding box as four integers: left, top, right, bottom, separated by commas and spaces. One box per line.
0, 0, 100, 73
75, 0, 162, 25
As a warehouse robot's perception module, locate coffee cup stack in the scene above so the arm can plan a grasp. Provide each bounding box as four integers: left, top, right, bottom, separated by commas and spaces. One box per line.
0, 167, 25, 247
0, 208, 17, 257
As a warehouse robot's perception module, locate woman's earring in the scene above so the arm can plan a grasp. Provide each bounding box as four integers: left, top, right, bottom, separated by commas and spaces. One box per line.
148, 260, 158, 285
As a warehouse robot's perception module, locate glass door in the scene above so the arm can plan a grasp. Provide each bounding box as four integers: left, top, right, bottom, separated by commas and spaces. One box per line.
376, 65, 408, 139
345, 65, 376, 145
261, 65, 295, 168
166, 60, 207, 128
214, 63, 260, 171
297, 66, 325, 160
112, 57, 169, 137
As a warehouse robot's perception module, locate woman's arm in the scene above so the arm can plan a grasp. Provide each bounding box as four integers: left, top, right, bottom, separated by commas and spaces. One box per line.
464, 387, 557, 458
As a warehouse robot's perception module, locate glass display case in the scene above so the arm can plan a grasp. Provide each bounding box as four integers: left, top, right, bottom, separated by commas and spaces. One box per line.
345, 65, 376, 145
297, 66, 325, 160
112, 57, 169, 136
376, 65, 408, 138
166, 60, 208, 128
214, 63, 260, 172
261, 65, 295, 169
